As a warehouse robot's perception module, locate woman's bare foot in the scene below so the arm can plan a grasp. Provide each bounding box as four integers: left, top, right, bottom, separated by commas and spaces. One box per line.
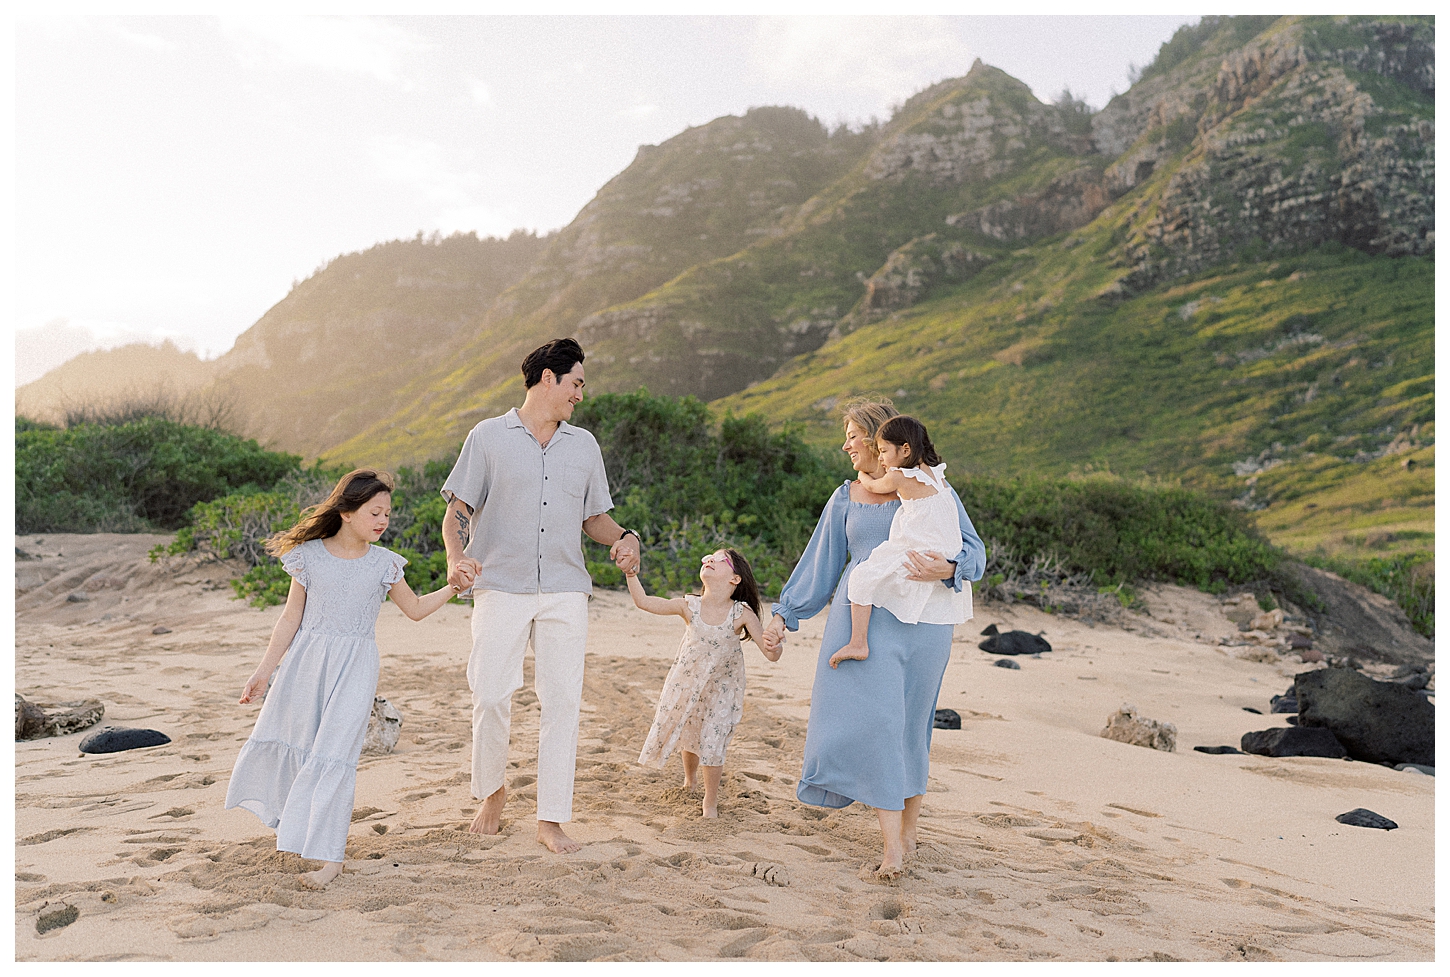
829, 639, 870, 669
537, 820, 581, 853
876, 851, 904, 881
299, 860, 343, 889
468, 785, 506, 835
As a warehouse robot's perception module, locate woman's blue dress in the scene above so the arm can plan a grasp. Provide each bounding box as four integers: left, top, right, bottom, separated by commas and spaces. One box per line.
773, 481, 985, 811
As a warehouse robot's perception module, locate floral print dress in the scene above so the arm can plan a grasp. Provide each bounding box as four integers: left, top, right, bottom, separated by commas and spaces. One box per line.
638, 595, 747, 768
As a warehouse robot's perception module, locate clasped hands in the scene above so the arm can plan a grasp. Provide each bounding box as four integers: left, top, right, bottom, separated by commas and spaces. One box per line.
760, 549, 955, 655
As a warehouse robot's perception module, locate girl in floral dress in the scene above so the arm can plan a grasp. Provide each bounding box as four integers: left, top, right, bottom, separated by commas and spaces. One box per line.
629, 549, 775, 818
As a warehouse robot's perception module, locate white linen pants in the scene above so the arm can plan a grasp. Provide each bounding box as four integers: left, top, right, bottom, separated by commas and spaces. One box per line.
467, 590, 589, 823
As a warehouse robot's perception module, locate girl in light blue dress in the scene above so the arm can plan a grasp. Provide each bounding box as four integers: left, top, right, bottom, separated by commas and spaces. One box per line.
224, 469, 465, 889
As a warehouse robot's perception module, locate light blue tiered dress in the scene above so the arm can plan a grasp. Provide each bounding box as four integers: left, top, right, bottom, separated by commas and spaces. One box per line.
224, 539, 408, 862
773, 481, 985, 811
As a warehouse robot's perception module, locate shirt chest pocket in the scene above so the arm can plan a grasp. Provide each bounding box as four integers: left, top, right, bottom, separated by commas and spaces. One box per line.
549, 462, 592, 500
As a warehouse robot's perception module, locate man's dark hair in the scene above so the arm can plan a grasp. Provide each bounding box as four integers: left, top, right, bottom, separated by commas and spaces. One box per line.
521, 338, 585, 389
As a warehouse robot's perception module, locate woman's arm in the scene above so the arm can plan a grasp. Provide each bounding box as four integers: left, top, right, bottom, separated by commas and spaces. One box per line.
903, 484, 986, 589
769, 483, 852, 635
625, 571, 691, 623
240, 581, 306, 703
388, 577, 461, 621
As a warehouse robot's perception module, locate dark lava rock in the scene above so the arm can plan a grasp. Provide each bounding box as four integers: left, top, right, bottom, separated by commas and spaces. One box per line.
1242, 707, 1262, 714
1282, 563, 1432, 667
1387, 664, 1431, 691
1194, 745, 1244, 755
78, 727, 171, 754
1270, 688, 1298, 713
152, 625, 173, 635
1335, 808, 1398, 830
65, 592, 90, 603
1240, 726, 1347, 759
933, 709, 962, 730
978, 624, 1051, 656
1285, 715, 1299, 725
1294, 667, 1435, 766
1286, 633, 1314, 650
994, 659, 1021, 670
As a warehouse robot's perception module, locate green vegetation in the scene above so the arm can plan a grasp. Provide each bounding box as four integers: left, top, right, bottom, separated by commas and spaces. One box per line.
571, 391, 852, 596
957, 475, 1281, 593
15, 416, 298, 533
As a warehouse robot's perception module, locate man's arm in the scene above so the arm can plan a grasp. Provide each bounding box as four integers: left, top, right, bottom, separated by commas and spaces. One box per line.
582, 512, 640, 575
442, 493, 480, 590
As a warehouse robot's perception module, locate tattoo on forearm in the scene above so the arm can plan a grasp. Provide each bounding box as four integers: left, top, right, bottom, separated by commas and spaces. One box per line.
453, 509, 470, 547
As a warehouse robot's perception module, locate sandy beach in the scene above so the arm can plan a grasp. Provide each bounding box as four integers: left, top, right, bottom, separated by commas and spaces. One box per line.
14, 534, 1435, 961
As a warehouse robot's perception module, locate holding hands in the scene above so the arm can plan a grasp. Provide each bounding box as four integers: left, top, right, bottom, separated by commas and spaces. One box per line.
761, 615, 787, 656
610, 531, 641, 576
447, 557, 482, 593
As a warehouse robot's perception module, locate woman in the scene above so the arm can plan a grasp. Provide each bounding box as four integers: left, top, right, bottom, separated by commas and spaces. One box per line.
761, 398, 985, 878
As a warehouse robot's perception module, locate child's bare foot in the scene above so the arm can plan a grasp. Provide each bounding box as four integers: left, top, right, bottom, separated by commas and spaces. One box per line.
537, 820, 581, 854
468, 785, 506, 835
299, 860, 343, 889
829, 639, 870, 669
682, 773, 698, 790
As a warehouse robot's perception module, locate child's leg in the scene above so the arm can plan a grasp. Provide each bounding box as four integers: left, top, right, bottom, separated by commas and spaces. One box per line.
681, 750, 700, 789
829, 602, 873, 668
701, 765, 723, 818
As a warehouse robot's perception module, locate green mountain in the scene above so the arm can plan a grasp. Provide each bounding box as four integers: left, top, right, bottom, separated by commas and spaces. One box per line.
713, 15, 1434, 561
19, 15, 1432, 564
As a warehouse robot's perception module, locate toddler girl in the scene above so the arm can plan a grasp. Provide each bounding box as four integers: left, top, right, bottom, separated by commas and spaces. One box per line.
224, 469, 467, 888
832, 415, 972, 668
629, 548, 776, 818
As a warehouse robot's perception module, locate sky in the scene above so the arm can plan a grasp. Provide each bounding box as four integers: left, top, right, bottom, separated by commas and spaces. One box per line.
12, 13, 1197, 385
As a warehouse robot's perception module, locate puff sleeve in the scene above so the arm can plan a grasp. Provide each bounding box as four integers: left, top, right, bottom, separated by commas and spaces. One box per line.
381, 549, 409, 589
279, 544, 309, 589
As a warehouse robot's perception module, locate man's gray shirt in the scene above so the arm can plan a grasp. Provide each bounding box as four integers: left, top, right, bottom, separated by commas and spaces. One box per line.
441, 408, 613, 594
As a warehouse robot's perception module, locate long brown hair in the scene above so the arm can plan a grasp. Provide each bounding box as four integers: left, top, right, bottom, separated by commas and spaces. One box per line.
876, 415, 943, 469
265, 469, 394, 557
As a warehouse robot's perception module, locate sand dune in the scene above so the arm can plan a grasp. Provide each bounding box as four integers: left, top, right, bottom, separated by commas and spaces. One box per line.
14, 535, 1434, 960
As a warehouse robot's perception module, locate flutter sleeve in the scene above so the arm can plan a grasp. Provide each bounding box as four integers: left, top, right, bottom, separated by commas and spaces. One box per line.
942, 483, 986, 593
381, 549, 410, 588
279, 544, 308, 589
770, 482, 852, 632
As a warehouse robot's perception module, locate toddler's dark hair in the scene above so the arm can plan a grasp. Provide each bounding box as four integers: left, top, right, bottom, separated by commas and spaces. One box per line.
876, 415, 942, 469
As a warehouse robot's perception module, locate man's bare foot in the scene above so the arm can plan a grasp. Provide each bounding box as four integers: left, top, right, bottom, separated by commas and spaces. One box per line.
537, 820, 581, 853
299, 860, 343, 889
468, 785, 506, 835
702, 801, 718, 819
829, 639, 870, 669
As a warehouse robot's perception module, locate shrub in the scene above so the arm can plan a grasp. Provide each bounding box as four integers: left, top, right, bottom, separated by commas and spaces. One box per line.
954, 474, 1282, 591
16, 417, 299, 532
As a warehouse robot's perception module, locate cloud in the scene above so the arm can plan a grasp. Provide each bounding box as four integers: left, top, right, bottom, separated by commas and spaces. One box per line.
619, 103, 659, 119
222, 15, 428, 86
751, 16, 975, 114
370, 136, 481, 207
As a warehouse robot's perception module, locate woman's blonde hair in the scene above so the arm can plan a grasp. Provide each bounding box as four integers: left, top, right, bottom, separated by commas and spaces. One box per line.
839, 396, 900, 461
265, 468, 394, 557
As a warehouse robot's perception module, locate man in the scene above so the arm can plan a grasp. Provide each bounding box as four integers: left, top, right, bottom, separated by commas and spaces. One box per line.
441, 338, 640, 854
